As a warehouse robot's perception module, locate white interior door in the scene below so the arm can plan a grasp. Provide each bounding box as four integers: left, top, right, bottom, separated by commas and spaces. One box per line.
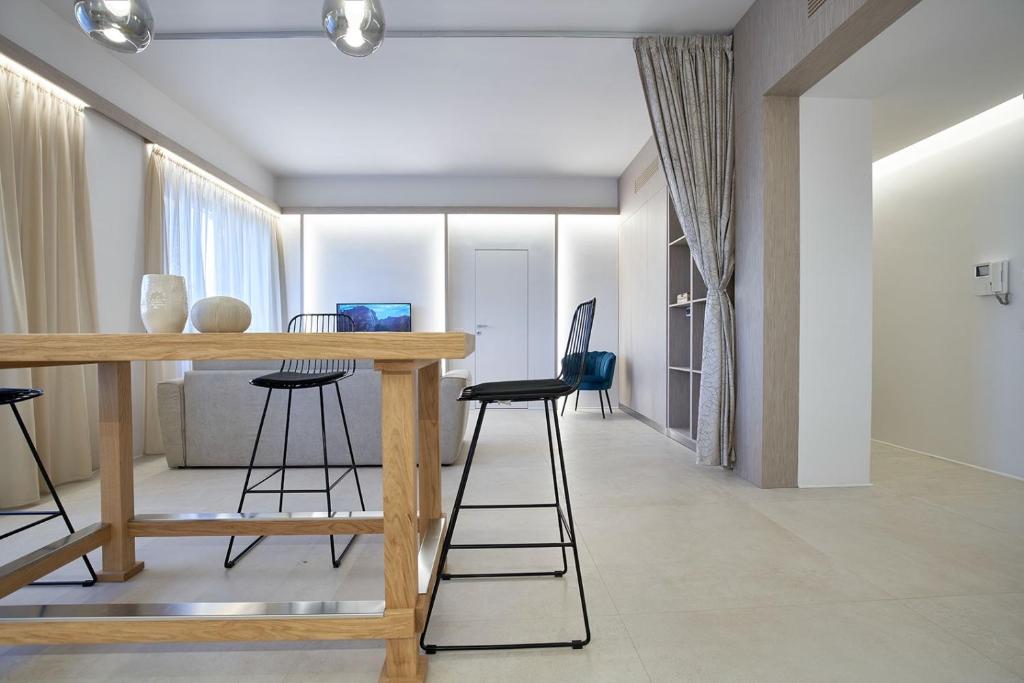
474, 249, 529, 405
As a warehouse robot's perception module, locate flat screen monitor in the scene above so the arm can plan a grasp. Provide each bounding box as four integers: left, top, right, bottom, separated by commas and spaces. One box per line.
336, 303, 412, 332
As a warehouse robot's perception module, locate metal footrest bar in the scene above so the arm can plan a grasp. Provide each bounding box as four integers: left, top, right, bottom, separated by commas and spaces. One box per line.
0, 600, 419, 646
424, 640, 584, 654
0, 599, 386, 621
448, 542, 573, 550
440, 569, 565, 580
0, 513, 63, 542
458, 503, 557, 510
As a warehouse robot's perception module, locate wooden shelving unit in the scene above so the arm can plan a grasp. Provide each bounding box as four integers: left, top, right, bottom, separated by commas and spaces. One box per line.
666, 207, 706, 450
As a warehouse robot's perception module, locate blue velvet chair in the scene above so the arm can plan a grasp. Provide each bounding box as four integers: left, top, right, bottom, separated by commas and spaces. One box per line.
561, 351, 616, 418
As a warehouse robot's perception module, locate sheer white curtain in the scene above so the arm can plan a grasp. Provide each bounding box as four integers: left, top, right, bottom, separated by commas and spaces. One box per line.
0, 62, 99, 508
153, 149, 283, 331
143, 148, 283, 452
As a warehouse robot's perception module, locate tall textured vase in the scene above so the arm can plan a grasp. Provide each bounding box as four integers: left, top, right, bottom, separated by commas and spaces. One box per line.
140, 274, 188, 333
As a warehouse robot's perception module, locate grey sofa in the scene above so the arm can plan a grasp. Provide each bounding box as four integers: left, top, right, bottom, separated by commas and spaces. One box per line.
157, 360, 470, 468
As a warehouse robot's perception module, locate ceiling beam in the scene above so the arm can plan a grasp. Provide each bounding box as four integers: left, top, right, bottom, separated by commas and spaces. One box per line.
155, 29, 650, 41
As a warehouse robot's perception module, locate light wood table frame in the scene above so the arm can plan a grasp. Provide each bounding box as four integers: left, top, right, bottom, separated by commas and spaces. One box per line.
0, 332, 473, 683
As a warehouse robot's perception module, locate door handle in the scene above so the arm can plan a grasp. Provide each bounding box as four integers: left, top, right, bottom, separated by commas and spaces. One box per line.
476, 324, 489, 328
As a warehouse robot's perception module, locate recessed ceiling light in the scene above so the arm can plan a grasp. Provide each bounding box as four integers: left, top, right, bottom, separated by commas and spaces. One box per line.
874, 95, 1024, 178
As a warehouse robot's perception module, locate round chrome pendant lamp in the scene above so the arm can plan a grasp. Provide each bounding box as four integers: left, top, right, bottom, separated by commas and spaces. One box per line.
323, 0, 386, 57
74, 0, 154, 54
74, 0, 387, 58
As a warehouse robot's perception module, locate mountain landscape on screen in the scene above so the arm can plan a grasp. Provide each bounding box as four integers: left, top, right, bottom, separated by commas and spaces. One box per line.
337, 303, 412, 332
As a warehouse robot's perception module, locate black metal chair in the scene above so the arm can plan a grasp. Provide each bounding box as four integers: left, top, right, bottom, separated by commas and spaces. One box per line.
0, 388, 96, 587
420, 298, 596, 654
225, 313, 366, 569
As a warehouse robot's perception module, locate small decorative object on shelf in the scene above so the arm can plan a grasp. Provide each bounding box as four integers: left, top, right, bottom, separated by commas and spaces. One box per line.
190, 296, 252, 333
140, 274, 188, 333
677, 293, 690, 304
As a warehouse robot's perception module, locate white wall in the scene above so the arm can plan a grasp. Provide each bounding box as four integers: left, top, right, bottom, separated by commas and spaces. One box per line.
278, 215, 303, 323
303, 215, 446, 332
798, 97, 873, 488
447, 215, 556, 392
84, 110, 146, 457
559, 215, 619, 408
277, 175, 618, 211
0, 0, 273, 197
873, 114, 1024, 479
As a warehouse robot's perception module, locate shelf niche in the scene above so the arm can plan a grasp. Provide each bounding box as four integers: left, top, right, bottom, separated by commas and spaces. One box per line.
665, 207, 706, 449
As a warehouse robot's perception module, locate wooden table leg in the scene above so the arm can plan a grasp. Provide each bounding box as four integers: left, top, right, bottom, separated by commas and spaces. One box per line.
96, 362, 144, 582
417, 362, 441, 534
378, 363, 427, 683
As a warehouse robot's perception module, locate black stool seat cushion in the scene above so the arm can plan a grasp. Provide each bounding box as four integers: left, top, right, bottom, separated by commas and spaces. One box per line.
250, 371, 350, 390
0, 388, 43, 406
459, 379, 572, 403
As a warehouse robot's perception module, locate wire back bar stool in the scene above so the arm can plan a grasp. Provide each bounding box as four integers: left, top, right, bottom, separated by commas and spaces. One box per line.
224, 313, 366, 569
420, 298, 596, 653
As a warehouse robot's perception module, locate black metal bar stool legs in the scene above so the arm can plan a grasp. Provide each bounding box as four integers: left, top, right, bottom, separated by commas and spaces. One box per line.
1, 396, 96, 587
224, 382, 366, 569
419, 399, 592, 653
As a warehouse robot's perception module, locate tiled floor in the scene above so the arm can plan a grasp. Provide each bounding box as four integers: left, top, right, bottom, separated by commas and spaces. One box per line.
1, 409, 1022, 682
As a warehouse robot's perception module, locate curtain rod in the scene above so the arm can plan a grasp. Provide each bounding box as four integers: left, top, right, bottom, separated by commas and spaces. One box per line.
155, 30, 650, 41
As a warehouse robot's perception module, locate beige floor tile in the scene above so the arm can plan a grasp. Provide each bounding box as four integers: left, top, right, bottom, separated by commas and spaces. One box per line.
917, 492, 1024, 539
577, 502, 809, 568
903, 593, 1024, 678
2, 409, 1023, 681
750, 496, 1024, 598
596, 551, 886, 615
622, 601, 1022, 683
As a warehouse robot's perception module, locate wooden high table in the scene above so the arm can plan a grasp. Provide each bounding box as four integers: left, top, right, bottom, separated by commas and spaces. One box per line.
0, 332, 474, 683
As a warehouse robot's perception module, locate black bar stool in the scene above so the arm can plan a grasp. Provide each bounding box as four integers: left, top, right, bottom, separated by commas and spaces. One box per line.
0, 388, 97, 587
420, 298, 596, 653
225, 313, 366, 569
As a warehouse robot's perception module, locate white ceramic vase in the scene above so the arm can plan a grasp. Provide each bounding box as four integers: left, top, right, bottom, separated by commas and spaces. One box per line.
190, 296, 252, 333
140, 274, 188, 333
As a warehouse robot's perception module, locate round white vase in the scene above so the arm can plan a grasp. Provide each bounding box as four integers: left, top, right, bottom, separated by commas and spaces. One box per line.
140, 274, 188, 333
190, 296, 252, 333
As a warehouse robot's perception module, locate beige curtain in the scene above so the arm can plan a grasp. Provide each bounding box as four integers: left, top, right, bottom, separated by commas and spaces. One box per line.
0, 64, 99, 508
635, 36, 736, 467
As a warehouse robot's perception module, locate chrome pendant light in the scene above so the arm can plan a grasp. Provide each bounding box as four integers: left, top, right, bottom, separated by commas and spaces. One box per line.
323, 0, 386, 57
74, 0, 154, 54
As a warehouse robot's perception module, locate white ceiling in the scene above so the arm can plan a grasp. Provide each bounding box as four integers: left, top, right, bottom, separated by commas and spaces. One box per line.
40, 0, 755, 179
807, 0, 1024, 160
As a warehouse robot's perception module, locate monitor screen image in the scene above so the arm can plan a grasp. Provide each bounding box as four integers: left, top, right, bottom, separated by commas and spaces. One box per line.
336, 303, 412, 332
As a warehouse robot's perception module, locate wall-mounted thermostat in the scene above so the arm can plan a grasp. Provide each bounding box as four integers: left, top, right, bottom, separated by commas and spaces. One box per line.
974, 260, 1008, 297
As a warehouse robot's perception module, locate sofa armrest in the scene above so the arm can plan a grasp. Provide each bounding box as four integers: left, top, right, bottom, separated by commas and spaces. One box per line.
157, 378, 186, 468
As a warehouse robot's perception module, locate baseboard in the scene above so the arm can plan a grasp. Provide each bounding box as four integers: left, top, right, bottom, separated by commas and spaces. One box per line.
798, 481, 873, 489
872, 438, 1024, 482
618, 404, 666, 434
